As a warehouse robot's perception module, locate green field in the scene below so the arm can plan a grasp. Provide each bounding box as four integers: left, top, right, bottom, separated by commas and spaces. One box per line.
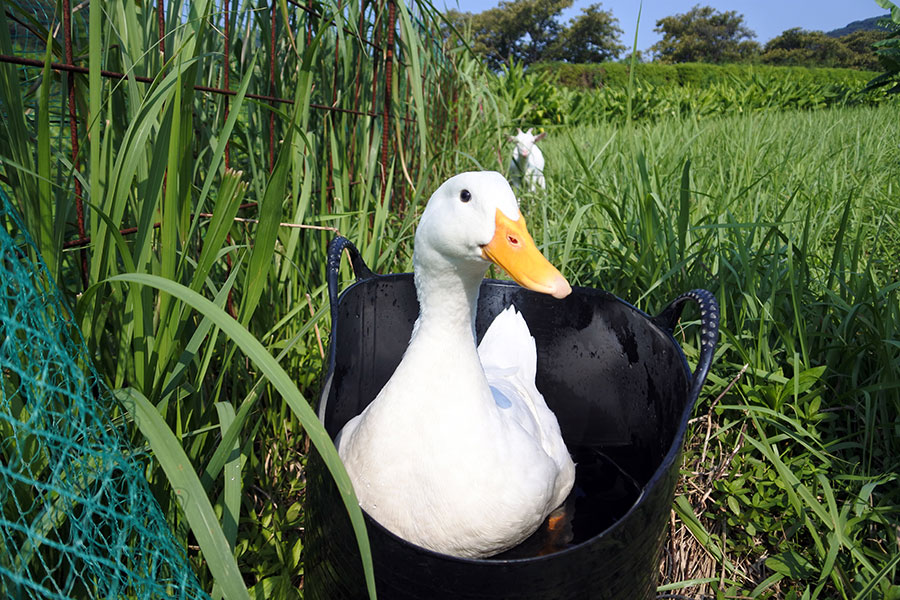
495, 60, 895, 127
1, 0, 899, 598
531, 61, 882, 90
532, 104, 900, 598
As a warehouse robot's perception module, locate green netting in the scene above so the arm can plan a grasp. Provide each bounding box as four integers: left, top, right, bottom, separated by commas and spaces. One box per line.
4, 1, 72, 125
0, 188, 211, 599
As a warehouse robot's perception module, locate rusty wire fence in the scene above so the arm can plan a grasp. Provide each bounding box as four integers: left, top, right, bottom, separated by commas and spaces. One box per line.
1, 0, 465, 287
0, 1, 486, 592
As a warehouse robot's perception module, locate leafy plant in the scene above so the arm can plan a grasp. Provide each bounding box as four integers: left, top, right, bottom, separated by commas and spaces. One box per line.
491, 59, 570, 126
866, 0, 900, 93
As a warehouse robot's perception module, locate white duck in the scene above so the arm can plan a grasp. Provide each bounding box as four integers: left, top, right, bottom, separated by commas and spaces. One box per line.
335, 171, 575, 559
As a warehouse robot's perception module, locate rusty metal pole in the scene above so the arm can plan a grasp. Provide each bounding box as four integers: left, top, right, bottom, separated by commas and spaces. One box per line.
223, 0, 231, 169
269, 0, 276, 173
157, 0, 166, 64
380, 0, 395, 204
62, 0, 88, 289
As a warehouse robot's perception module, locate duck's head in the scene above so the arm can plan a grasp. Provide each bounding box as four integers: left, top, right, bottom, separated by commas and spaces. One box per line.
415, 171, 571, 299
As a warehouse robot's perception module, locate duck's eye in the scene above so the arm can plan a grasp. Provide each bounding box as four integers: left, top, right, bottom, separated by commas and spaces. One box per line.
460, 189, 471, 203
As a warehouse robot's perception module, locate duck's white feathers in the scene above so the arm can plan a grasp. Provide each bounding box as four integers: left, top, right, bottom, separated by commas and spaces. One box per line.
336, 309, 571, 558
334, 171, 575, 559
478, 306, 575, 512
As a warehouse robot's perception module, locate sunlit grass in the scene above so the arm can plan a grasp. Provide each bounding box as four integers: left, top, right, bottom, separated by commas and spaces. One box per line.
534, 103, 900, 599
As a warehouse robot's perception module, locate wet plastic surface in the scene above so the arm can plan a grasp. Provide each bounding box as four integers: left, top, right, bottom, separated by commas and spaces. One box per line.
306, 237, 720, 600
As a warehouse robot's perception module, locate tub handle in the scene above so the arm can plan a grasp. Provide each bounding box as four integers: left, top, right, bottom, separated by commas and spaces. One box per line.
326, 236, 376, 316
327, 236, 375, 283
320, 237, 378, 423
653, 289, 720, 402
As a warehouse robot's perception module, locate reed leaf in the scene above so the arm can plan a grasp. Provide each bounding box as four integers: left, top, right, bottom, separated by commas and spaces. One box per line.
108, 273, 376, 600
118, 387, 251, 600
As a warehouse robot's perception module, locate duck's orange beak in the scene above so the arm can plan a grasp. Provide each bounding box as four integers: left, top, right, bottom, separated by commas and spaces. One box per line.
481, 209, 572, 299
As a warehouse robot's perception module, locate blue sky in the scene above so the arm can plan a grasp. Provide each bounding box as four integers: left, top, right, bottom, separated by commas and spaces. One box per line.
439, 1, 887, 52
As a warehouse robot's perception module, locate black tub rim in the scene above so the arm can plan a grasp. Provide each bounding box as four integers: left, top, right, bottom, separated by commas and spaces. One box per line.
320, 236, 721, 566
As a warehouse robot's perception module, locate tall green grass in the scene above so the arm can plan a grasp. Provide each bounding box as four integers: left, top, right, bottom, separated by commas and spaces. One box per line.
0, 0, 490, 596
534, 104, 900, 599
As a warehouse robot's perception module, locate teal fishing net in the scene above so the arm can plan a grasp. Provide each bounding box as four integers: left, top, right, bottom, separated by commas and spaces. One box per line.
0, 188, 210, 599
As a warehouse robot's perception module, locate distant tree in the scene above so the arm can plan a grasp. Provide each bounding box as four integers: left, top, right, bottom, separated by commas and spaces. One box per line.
545, 3, 625, 63
841, 29, 891, 70
760, 27, 889, 70
447, 0, 573, 69
442, 9, 514, 68
761, 28, 854, 67
651, 5, 760, 63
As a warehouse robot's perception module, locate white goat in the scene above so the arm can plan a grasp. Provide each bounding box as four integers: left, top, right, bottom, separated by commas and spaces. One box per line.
508, 128, 547, 192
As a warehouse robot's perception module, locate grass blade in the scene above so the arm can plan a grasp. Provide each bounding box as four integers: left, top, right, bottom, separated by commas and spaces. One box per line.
108, 272, 376, 600
117, 387, 251, 600
677, 158, 691, 260
215, 402, 242, 552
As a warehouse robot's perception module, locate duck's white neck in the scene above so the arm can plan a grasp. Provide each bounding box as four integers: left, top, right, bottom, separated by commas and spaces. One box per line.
410, 250, 488, 347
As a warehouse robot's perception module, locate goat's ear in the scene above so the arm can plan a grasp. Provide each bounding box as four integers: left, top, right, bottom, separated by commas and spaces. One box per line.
507, 135, 517, 142
534, 132, 547, 142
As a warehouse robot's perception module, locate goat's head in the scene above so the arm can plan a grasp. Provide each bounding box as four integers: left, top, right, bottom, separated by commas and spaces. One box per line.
508, 127, 546, 159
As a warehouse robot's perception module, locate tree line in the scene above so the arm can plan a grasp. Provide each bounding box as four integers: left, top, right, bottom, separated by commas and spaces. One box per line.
444, 1, 893, 71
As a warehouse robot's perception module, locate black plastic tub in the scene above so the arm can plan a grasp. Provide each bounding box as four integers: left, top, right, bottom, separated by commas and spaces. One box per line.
305, 237, 720, 600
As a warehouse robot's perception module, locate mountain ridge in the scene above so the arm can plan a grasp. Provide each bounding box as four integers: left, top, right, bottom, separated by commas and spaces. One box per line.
826, 14, 892, 37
